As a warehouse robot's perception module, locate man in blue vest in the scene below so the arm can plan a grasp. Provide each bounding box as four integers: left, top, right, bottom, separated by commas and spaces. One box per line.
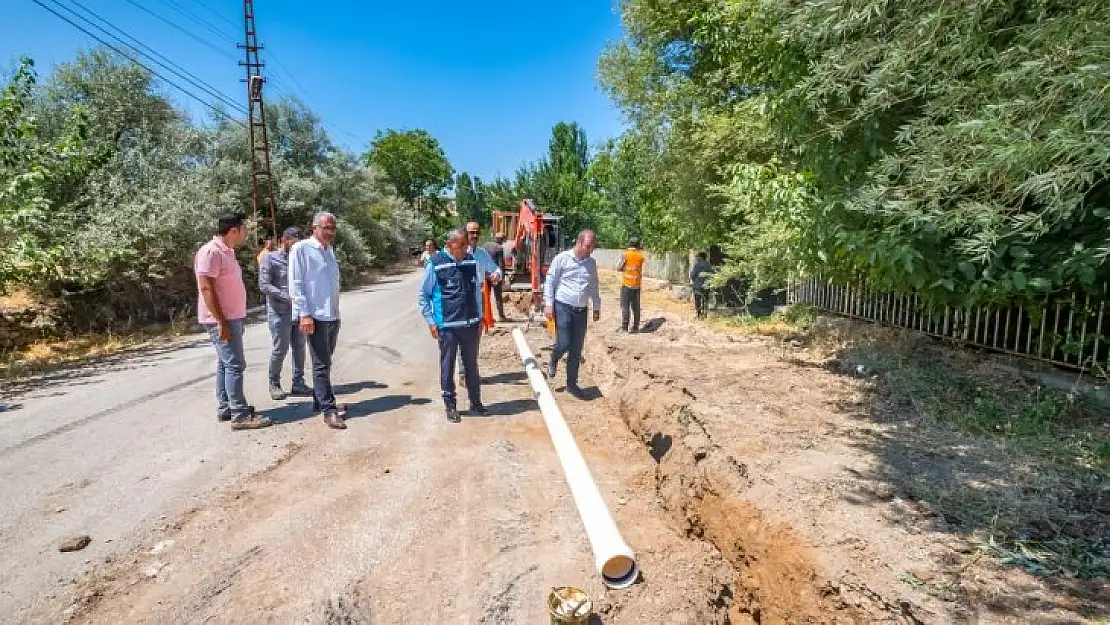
418, 228, 490, 423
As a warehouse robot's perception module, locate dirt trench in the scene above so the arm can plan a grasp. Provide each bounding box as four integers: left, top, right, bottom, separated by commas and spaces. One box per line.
580, 333, 919, 624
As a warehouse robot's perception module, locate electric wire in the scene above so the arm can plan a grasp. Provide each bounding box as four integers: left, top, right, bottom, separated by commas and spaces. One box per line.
121, 0, 239, 63
186, 1, 365, 147
53, 0, 246, 116
29, 0, 247, 128
154, 0, 239, 44
194, 0, 242, 33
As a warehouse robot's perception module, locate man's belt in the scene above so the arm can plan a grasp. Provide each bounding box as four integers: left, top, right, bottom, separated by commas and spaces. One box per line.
556, 300, 588, 313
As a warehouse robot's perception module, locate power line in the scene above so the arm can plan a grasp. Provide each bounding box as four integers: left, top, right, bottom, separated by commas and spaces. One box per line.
29, 0, 247, 128
155, 0, 239, 43
194, 0, 241, 33
262, 47, 365, 148
54, 0, 246, 116
121, 0, 238, 63
266, 50, 313, 106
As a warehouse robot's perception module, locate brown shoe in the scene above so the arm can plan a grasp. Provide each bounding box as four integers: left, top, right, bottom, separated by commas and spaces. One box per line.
323, 411, 346, 429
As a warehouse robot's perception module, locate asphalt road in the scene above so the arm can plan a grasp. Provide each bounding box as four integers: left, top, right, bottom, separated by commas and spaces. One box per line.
0, 272, 614, 623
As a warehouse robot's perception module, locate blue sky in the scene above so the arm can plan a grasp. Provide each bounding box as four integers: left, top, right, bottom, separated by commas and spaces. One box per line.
5, 0, 626, 181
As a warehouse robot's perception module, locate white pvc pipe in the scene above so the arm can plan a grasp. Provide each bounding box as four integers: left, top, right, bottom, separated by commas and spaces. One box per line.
511, 328, 638, 589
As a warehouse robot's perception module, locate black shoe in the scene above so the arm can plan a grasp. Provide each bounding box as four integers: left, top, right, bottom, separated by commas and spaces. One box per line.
446, 408, 461, 423
289, 382, 313, 396
269, 385, 287, 401
630, 327, 640, 334
546, 361, 557, 379
468, 404, 490, 417
567, 385, 585, 398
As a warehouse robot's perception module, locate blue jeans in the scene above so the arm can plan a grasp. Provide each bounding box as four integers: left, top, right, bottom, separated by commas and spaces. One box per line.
305, 319, 341, 413
267, 310, 305, 388
440, 325, 481, 409
204, 318, 251, 420
550, 300, 588, 387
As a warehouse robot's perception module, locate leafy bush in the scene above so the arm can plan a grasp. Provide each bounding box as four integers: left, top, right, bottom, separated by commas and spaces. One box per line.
1, 49, 412, 333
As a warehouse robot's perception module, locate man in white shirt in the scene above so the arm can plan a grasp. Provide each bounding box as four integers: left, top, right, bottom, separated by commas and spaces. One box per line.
543, 230, 600, 396
289, 211, 345, 430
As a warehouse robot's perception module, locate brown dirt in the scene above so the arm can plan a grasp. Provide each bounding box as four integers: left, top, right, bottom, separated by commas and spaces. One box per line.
26, 271, 1107, 623
576, 273, 1108, 624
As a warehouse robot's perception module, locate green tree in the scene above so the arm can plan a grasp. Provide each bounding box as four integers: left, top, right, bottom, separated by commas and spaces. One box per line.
588, 133, 655, 247
363, 129, 454, 220
1, 48, 417, 332
599, 0, 1110, 306
454, 172, 486, 226
0, 57, 94, 293
480, 176, 520, 213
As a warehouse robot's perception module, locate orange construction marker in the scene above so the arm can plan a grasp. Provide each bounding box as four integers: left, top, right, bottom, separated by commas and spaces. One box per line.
481, 280, 495, 333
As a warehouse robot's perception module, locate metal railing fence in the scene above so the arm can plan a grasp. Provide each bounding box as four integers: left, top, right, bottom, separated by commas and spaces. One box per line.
788, 278, 1110, 373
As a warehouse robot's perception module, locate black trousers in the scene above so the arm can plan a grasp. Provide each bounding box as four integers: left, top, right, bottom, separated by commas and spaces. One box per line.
694, 289, 709, 318
620, 286, 641, 331
439, 325, 481, 409
306, 319, 340, 413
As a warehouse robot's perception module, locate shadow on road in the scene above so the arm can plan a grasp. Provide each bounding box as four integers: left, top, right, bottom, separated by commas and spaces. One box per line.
471, 399, 537, 418
266, 401, 316, 424
333, 380, 388, 395
484, 371, 527, 385
346, 394, 432, 419
267, 393, 434, 424
552, 385, 602, 401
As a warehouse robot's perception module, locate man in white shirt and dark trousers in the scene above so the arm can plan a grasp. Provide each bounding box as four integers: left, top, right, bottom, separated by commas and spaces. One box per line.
544, 230, 601, 397
289, 212, 346, 430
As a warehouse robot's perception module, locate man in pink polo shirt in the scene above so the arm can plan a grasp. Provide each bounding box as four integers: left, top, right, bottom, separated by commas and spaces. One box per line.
195, 212, 271, 430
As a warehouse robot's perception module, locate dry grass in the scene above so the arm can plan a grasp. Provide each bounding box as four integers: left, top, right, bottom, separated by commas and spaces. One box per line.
1, 318, 193, 382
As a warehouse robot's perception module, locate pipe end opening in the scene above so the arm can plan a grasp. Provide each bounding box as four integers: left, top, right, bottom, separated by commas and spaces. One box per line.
601, 555, 639, 589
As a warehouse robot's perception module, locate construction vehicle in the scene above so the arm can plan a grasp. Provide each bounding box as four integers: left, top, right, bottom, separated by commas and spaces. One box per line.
491, 199, 565, 313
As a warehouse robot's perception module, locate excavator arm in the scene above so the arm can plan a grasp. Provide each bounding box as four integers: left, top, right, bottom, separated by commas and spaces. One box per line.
513, 199, 545, 295
493, 199, 563, 313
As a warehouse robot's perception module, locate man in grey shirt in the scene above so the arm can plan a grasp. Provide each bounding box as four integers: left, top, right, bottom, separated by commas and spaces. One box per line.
259, 226, 311, 400
543, 230, 601, 396
290, 212, 345, 430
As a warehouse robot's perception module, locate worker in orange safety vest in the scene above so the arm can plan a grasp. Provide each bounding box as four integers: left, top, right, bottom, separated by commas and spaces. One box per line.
617, 237, 646, 333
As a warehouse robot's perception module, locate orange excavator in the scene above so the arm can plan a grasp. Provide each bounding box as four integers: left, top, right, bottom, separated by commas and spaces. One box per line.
491, 199, 564, 315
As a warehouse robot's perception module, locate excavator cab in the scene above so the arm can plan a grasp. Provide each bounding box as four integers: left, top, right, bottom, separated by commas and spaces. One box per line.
491, 201, 565, 313
540, 217, 564, 272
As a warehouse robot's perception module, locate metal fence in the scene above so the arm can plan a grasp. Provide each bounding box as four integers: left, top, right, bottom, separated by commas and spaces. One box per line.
788, 278, 1110, 373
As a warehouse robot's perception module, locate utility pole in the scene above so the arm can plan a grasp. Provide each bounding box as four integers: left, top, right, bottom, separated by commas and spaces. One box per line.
239, 0, 278, 243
